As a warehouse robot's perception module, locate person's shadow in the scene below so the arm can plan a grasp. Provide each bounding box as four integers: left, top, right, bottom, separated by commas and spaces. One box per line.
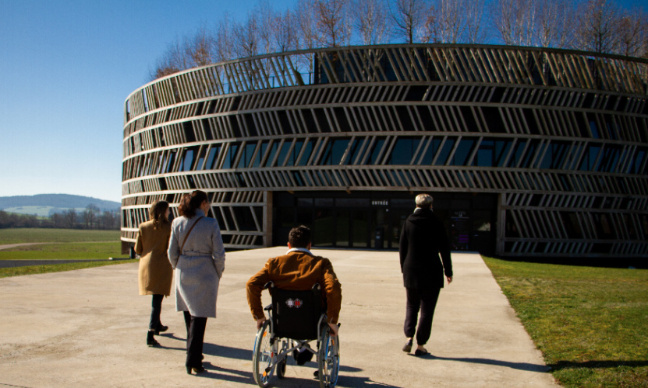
412, 353, 552, 373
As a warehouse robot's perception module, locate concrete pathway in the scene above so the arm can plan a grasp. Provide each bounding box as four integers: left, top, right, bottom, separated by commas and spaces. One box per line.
0, 248, 558, 387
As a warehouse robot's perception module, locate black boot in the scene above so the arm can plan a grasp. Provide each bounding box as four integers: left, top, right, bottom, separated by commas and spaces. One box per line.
147, 330, 160, 347
154, 324, 168, 335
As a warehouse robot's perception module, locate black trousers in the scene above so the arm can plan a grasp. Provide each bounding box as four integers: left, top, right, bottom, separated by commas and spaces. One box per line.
404, 287, 441, 346
183, 311, 207, 368
149, 294, 164, 330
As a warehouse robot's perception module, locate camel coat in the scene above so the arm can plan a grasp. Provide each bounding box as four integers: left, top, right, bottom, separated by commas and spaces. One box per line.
135, 220, 173, 296
168, 210, 226, 318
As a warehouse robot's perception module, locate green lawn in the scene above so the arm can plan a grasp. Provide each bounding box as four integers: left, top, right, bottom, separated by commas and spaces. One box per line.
0, 242, 123, 260
483, 257, 648, 387
0, 259, 137, 278
0, 228, 120, 244
0, 228, 130, 278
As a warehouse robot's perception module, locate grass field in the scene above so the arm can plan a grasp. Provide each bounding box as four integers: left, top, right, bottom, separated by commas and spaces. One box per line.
0, 228, 120, 244
0, 228, 131, 278
483, 256, 648, 387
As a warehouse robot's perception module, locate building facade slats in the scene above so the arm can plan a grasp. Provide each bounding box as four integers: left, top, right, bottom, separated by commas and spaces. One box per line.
122, 45, 648, 258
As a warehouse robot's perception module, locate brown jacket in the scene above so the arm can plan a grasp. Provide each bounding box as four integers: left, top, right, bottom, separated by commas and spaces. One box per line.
135, 220, 173, 296
246, 250, 342, 324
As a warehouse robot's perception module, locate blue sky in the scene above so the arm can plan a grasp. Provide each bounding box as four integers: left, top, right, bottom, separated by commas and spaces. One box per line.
0, 0, 645, 203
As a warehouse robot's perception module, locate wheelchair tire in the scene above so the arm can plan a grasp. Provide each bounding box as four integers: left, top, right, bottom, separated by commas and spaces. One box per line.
317, 325, 340, 388
252, 320, 276, 388
276, 358, 287, 379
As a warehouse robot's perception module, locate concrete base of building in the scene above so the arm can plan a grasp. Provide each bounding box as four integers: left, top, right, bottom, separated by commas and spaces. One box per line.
0, 248, 557, 387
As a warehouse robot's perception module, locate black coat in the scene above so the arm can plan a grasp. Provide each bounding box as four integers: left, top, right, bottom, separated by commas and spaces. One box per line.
399, 208, 453, 289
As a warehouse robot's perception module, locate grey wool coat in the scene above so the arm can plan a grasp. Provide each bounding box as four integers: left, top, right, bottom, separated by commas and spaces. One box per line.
168, 210, 226, 318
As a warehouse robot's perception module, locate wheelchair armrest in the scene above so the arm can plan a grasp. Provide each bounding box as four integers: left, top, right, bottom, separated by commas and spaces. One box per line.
264, 303, 272, 311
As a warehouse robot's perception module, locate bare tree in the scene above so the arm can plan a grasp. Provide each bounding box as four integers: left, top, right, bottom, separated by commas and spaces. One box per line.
83, 204, 100, 229
295, 0, 319, 50
314, 0, 352, 47
354, 0, 389, 45
63, 209, 77, 229
214, 15, 235, 62
424, 0, 464, 43
233, 12, 261, 59
151, 39, 187, 80
616, 11, 648, 57
390, 0, 429, 44
534, 0, 575, 48
464, 0, 488, 44
574, 0, 619, 54
492, 0, 537, 46
186, 27, 215, 67
256, 0, 277, 54
275, 9, 300, 53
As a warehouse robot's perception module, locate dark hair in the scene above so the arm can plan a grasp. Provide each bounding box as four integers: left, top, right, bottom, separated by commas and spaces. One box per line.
178, 190, 208, 218
149, 200, 169, 228
288, 225, 311, 248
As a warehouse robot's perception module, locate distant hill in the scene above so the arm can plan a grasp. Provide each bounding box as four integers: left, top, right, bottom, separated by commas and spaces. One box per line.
0, 194, 120, 217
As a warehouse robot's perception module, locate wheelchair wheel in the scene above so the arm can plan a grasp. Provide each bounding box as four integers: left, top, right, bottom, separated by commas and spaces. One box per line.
276, 358, 287, 379
252, 320, 276, 388
317, 326, 340, 388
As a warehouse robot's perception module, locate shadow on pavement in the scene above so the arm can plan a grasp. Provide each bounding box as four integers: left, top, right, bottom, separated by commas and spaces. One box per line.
420, 354, 551, 373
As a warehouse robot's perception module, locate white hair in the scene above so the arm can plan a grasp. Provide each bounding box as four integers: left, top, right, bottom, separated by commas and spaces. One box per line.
415, 194, 433, 209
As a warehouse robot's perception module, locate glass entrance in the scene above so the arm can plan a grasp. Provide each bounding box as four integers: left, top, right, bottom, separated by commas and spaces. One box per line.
272, 192, 496, 253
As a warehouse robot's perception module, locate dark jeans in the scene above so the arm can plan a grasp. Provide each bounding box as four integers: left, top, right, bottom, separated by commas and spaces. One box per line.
404, 287, 441, 346
149, 294, 164, 330
183, 311, 207, 368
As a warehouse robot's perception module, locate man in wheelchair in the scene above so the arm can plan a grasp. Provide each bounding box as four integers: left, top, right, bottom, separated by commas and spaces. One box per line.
246, 225, 342, 387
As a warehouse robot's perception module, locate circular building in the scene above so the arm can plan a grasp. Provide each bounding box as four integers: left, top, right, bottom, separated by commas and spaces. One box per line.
122, 44, 648, 259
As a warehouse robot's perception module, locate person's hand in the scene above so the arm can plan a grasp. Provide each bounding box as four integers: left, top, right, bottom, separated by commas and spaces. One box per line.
256, 318, 266, 330
447, 276, 453, 284
328, 322, 339, 336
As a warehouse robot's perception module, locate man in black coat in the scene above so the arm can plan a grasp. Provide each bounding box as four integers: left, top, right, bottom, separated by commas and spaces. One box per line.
399, 194, 453, 356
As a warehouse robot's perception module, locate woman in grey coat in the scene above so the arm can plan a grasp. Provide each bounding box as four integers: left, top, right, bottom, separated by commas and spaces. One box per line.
168, 190, 225, 375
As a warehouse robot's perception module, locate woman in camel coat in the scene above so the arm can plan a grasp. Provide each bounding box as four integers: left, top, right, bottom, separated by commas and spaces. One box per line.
135, 200, 173, 347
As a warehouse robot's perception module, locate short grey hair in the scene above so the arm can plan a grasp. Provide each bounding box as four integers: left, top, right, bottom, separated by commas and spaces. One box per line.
415, 194, 434, 209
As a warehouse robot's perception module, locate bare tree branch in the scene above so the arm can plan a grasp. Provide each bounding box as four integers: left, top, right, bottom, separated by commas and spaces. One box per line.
354, 0, 389, 45
492, 0, 536, 46
616, 10, 648, 57
575, 0, 620, 54
315, 0, 352, 47
390, 0, 429, 44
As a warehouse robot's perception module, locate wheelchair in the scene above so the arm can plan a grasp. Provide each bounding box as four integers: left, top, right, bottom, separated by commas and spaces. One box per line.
252, 282, 340, 388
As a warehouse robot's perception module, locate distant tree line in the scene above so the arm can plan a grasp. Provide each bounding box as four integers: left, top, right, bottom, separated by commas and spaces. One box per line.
152, 0, 648, 79
0, 205, 120, 230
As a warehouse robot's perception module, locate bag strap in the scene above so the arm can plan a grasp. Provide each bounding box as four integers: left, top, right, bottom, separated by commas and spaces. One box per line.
180, 216, 204, 253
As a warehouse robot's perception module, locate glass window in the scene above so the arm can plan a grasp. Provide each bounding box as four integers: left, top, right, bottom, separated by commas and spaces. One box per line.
222, 144, 239, 169
271, 141, 290, 167
474, 140, 494, 167
450, 138, 476, 166
367, 137, 386, 165
297, 140, 313, 166
580, 144, 601, 171
435, 138, 455, 165
181, 149, 195, 171
251, 141, 269, 168
321, 138, 350, 165
390, 138, 419, 165
287, 140, 304, 166
205, 145, 220, 170
237, 143, 256, 168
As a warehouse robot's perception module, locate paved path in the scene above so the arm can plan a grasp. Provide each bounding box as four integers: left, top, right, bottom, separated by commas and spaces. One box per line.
0, 248, 558, 387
